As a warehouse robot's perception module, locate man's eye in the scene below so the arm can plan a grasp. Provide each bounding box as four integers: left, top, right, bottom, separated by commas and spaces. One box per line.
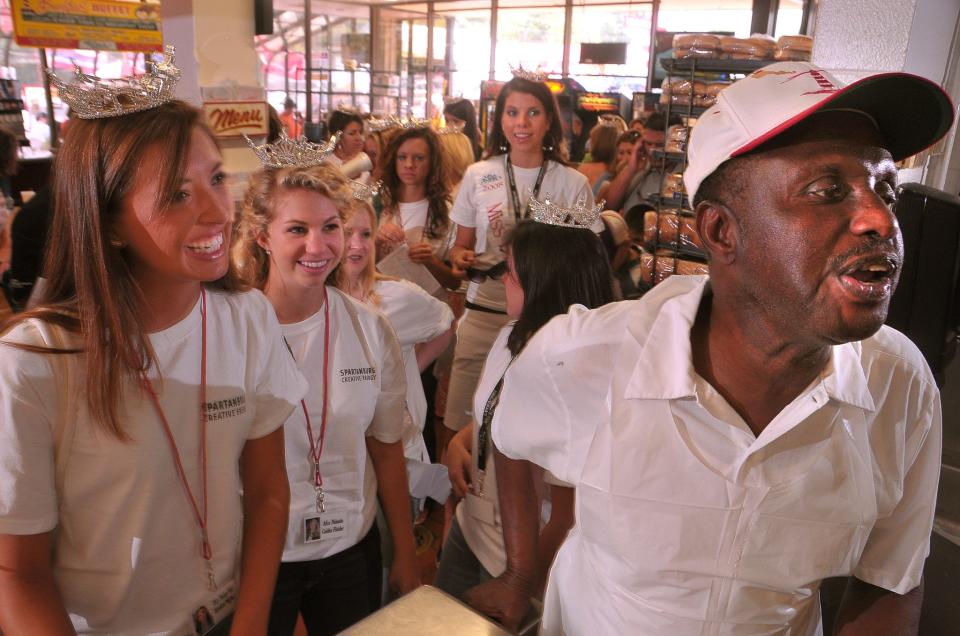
808, 181, 846, 201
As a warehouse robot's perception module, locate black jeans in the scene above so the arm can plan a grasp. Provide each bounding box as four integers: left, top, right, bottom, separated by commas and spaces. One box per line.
267, 525, 383, 636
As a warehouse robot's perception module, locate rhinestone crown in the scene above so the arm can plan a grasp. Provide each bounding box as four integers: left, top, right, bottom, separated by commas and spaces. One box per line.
49, 45, 180, 120
367, 115, 431, 133
244, 130, 340, 169
510, 63, 549, 83
529, 194, 604, 230
351, 179, 381, 201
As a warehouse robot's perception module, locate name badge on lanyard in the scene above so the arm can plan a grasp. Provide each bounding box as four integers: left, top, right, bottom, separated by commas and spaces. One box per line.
303, 509, 351, 543
172, 579, 237, 636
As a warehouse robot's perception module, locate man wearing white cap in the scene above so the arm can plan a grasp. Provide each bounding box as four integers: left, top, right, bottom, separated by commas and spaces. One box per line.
492, 62, 954, 634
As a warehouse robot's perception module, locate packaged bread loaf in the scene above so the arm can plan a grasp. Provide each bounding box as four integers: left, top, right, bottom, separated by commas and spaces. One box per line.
660, 173, 686, 200
676, 258, 710, 277
776, 35, 813, 61
639, 249, 655, 286
643, 211, 659, 245
703, 81, 730, 97
665, 125, 689, 153
673, 33, 720, 59
718, 36, 773, 60
643, 213, 703, 251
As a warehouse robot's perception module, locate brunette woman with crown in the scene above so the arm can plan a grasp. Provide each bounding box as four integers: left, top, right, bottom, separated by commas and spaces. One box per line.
0, 47, 306, 634
443, 66, 594, 448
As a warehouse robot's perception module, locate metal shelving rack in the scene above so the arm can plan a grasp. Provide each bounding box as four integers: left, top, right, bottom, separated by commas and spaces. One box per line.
645, 56, 775, 287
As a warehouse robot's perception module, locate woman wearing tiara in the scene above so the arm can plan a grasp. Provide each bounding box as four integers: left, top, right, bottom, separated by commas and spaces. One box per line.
339, 198, 453, 470
443, 70, 594, 446
435, 215, 615, 630
375, 125, 461, 292
0, 51, 306, 633
233, 157, 420, 635
325, 108, 371, 182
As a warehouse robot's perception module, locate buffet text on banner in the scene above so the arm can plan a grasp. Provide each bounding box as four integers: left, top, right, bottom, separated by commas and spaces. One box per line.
11, 0, 162, 52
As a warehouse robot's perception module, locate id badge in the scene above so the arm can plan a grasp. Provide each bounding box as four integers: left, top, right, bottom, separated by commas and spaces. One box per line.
173, 578, 236, 636
303, 510, 350, 543
465, 492, 496, 525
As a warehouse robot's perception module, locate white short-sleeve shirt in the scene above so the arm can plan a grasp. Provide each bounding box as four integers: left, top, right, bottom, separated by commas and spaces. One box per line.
279, 288, 407, 562
493, 275, 941, 635
373, 278, 453, 460
0, 288, 308, 634
450, 156, 593, 310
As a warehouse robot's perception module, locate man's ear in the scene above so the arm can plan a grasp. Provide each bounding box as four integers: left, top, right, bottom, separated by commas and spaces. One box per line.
695, 199, 739, 265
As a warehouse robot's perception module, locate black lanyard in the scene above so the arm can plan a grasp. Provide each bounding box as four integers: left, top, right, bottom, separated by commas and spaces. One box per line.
505, 155, 547, 221
477, 356, 515, 472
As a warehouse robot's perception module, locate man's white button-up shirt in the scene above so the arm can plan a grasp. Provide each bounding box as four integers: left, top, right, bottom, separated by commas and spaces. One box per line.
493, 275, 941, 635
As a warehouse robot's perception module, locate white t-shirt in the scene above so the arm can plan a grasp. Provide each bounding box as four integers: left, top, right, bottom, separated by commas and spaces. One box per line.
279, 288, 406, 562
373, 279, 453, 461
493, 276, 942, 635
381, 199, 456, 263
0, 288, 307, 634
450, 156, 593, 310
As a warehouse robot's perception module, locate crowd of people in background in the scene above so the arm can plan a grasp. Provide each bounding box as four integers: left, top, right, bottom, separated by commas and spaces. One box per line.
0, 49, 951, 636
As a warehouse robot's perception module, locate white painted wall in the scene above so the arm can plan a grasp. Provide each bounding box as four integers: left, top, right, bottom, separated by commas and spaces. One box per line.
161, 0, 263, 184
812, 0, 960, 193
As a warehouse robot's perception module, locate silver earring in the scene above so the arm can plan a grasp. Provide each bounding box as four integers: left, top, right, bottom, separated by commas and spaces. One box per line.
264, 249, 271, 255
499, 141, 509, 153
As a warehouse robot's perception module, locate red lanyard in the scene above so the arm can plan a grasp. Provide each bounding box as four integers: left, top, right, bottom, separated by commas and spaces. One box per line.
141, 288, 216, 591
290, 291, 331, 514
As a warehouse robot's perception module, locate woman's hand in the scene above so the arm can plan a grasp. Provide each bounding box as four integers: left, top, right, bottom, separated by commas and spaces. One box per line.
377, 222, 406, 247
388, 550, 421, 596
407, 242, 435, 265
450, 246, 476, 271
446, 424, 474, 499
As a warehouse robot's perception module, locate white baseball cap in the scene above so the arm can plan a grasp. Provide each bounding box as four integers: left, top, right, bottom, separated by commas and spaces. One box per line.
684, 62, 955, 201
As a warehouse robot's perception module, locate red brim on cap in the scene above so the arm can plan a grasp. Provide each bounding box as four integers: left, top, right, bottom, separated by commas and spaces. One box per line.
732, 72, 955, 161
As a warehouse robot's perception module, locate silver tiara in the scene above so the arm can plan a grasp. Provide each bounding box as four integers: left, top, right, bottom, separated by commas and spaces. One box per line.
529, 194, 604, 230
49, 44, 180, 119
244, 130, 340, 169
435, 120, 465, 135
510, 63, 548, 83
367, 115, 431, 133
351, 179, 380, 201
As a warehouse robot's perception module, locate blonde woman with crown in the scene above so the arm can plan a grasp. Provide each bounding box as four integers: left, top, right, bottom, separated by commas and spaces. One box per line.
435, 213, 615, 630
443, 69, 594, 448
233, 148, 420, 634
0, 50, 307, 633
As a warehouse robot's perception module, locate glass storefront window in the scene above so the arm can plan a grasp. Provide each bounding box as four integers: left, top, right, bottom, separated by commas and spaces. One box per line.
436, 1, 490, 102
657, 0, 754, 37
569, 2, 652, 96
494, 0, 565, 81
774, 0, 805, 38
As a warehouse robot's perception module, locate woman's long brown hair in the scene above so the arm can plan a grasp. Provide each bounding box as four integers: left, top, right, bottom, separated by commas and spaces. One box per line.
379, 127, 451, 241
1, 100, 244, 440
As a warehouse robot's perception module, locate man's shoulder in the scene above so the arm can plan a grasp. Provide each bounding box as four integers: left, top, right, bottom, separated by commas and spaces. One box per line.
859, 325, 935, 386
534, 276, 705, 356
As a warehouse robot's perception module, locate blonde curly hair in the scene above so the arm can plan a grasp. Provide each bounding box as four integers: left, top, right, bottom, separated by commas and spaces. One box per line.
233, 163, 353, 290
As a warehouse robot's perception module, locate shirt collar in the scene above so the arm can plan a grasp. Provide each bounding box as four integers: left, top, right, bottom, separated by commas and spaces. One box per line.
624, 276, 707, 400
821, 340, 876, 412
624, 275, 876, 413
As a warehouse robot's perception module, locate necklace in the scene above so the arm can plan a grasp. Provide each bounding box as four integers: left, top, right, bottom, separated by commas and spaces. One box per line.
283, 290, 332, 514
141, 288, 217, 591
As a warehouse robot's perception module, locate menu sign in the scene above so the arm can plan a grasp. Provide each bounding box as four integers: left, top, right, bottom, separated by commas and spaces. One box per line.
203, 101, 269, 138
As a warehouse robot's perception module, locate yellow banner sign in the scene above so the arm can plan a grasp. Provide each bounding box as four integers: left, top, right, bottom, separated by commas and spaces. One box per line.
203, 101, 269, 138
11, 0, 162, 52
